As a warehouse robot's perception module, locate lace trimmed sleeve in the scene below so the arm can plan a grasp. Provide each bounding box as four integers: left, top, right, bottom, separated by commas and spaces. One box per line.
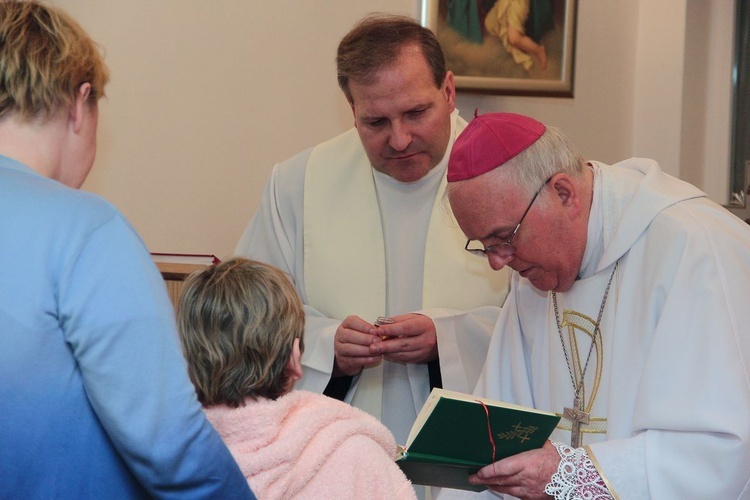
544, 442, 614, 500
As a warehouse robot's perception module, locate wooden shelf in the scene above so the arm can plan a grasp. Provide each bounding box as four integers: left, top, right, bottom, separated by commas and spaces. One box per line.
154, 260, 212, 310
155, 261, 208, 281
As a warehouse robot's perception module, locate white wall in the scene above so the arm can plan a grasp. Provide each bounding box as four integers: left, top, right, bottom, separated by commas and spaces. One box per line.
54, 0, 414, 258
684, 0, 734, 202
52, 0, 736, 258
633, 0, 734, 202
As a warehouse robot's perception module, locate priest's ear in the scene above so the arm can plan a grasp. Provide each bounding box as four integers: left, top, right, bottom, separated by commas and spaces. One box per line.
442, 70, 457, 113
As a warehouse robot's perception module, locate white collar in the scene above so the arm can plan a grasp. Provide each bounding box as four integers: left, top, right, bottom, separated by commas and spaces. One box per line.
578, 163, 604, 279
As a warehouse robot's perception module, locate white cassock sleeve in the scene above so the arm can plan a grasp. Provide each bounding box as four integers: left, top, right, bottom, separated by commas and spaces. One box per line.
425, 306, 501, 395
586, 207, 750, 499
234, 154, 339, 393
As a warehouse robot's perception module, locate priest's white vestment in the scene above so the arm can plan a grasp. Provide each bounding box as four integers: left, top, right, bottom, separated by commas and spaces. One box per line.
460, 159, 750, 499
235, 111, 509, 444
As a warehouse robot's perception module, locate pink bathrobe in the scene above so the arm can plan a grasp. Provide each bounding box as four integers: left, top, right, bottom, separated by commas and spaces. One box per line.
204, 390, 417, 499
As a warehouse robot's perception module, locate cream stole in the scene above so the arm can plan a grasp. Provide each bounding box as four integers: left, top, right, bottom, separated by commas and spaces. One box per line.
303, 124, 507, 419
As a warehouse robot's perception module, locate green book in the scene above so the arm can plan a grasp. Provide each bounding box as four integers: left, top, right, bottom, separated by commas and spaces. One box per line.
396, 388, 560, 492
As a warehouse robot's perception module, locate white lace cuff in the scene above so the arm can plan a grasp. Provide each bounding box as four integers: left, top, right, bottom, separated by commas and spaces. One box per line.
544, 441, 613, 500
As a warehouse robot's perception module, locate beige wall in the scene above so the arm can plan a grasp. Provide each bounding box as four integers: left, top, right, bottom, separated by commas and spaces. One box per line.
53, 0, 735, 258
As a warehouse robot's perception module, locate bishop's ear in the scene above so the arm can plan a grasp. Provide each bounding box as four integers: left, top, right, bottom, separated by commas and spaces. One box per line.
550, 173, 579, 208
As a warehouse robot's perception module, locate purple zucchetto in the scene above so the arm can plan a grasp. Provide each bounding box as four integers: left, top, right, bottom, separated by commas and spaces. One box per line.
447, 112, 546, 182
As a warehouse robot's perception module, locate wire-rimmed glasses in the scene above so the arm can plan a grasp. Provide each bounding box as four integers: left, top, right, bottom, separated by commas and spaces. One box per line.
464, 177, 550, 260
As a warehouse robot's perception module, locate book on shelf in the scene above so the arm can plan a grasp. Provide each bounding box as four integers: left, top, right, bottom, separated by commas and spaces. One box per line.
396, 388, 560, 492
151, 252, 220, 266
151, 253, 220, 278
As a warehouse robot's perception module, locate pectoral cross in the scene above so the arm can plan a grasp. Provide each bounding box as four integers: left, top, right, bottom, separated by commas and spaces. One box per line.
563, 395, 589, 448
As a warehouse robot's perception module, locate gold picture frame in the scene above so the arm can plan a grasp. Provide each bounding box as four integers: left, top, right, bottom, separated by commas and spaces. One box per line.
421, 0, 577, 97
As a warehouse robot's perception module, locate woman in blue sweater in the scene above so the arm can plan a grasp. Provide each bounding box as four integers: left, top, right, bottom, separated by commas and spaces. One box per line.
0, 2, 253, 498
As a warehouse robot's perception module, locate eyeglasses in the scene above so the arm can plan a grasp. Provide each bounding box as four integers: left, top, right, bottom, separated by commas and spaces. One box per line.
464, 177, 550, 261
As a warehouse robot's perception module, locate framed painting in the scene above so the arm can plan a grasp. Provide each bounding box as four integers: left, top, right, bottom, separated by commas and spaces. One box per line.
421, 0, 577, 96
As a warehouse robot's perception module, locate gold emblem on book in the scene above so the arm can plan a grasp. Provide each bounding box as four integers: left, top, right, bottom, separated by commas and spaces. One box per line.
497, 422, 539, 443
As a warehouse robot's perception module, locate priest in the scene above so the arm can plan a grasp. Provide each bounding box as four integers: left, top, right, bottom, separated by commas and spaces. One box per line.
234, 14, 509, 448
444, 112, 750, 498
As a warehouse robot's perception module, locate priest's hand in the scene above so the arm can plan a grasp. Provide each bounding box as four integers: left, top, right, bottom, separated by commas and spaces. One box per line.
368, 313, 438, 364
333, 315, 383, 376
468, 440, 559, 500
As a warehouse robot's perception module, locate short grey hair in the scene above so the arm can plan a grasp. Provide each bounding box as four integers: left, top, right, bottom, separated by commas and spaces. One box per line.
501, 126, 586, 198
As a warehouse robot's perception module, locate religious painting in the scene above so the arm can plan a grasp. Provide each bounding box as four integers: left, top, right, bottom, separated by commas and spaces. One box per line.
422, 0, 577, 96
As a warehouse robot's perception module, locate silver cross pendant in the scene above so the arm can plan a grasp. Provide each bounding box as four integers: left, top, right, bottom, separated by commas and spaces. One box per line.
563, 395, 590, 448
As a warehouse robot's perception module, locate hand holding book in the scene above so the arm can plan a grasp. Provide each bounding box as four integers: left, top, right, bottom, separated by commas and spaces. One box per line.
396, 388, 560, 492
468, 439, 562, 496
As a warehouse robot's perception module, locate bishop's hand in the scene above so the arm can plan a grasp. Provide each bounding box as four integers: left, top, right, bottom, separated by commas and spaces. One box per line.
468, 440, 560, 500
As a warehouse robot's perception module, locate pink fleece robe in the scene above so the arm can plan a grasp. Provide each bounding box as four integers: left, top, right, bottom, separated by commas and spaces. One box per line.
204, 390, 417, 499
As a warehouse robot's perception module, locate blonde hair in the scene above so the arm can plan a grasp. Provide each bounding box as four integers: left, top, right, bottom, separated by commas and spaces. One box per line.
0, 1, 109, 122
177, 258, 305, 407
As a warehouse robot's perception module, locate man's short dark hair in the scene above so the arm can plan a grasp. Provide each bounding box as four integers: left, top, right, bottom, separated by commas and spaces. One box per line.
337, 13, 447, 103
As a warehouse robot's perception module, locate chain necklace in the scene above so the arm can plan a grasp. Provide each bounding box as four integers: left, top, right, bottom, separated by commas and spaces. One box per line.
552, 261, 618, 448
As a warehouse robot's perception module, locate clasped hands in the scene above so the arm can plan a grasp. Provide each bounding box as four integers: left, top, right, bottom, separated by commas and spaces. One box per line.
333, 313, 437, 377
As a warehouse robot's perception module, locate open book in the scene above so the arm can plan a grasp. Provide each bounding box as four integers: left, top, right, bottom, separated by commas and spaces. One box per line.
396, 388, 560, 492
